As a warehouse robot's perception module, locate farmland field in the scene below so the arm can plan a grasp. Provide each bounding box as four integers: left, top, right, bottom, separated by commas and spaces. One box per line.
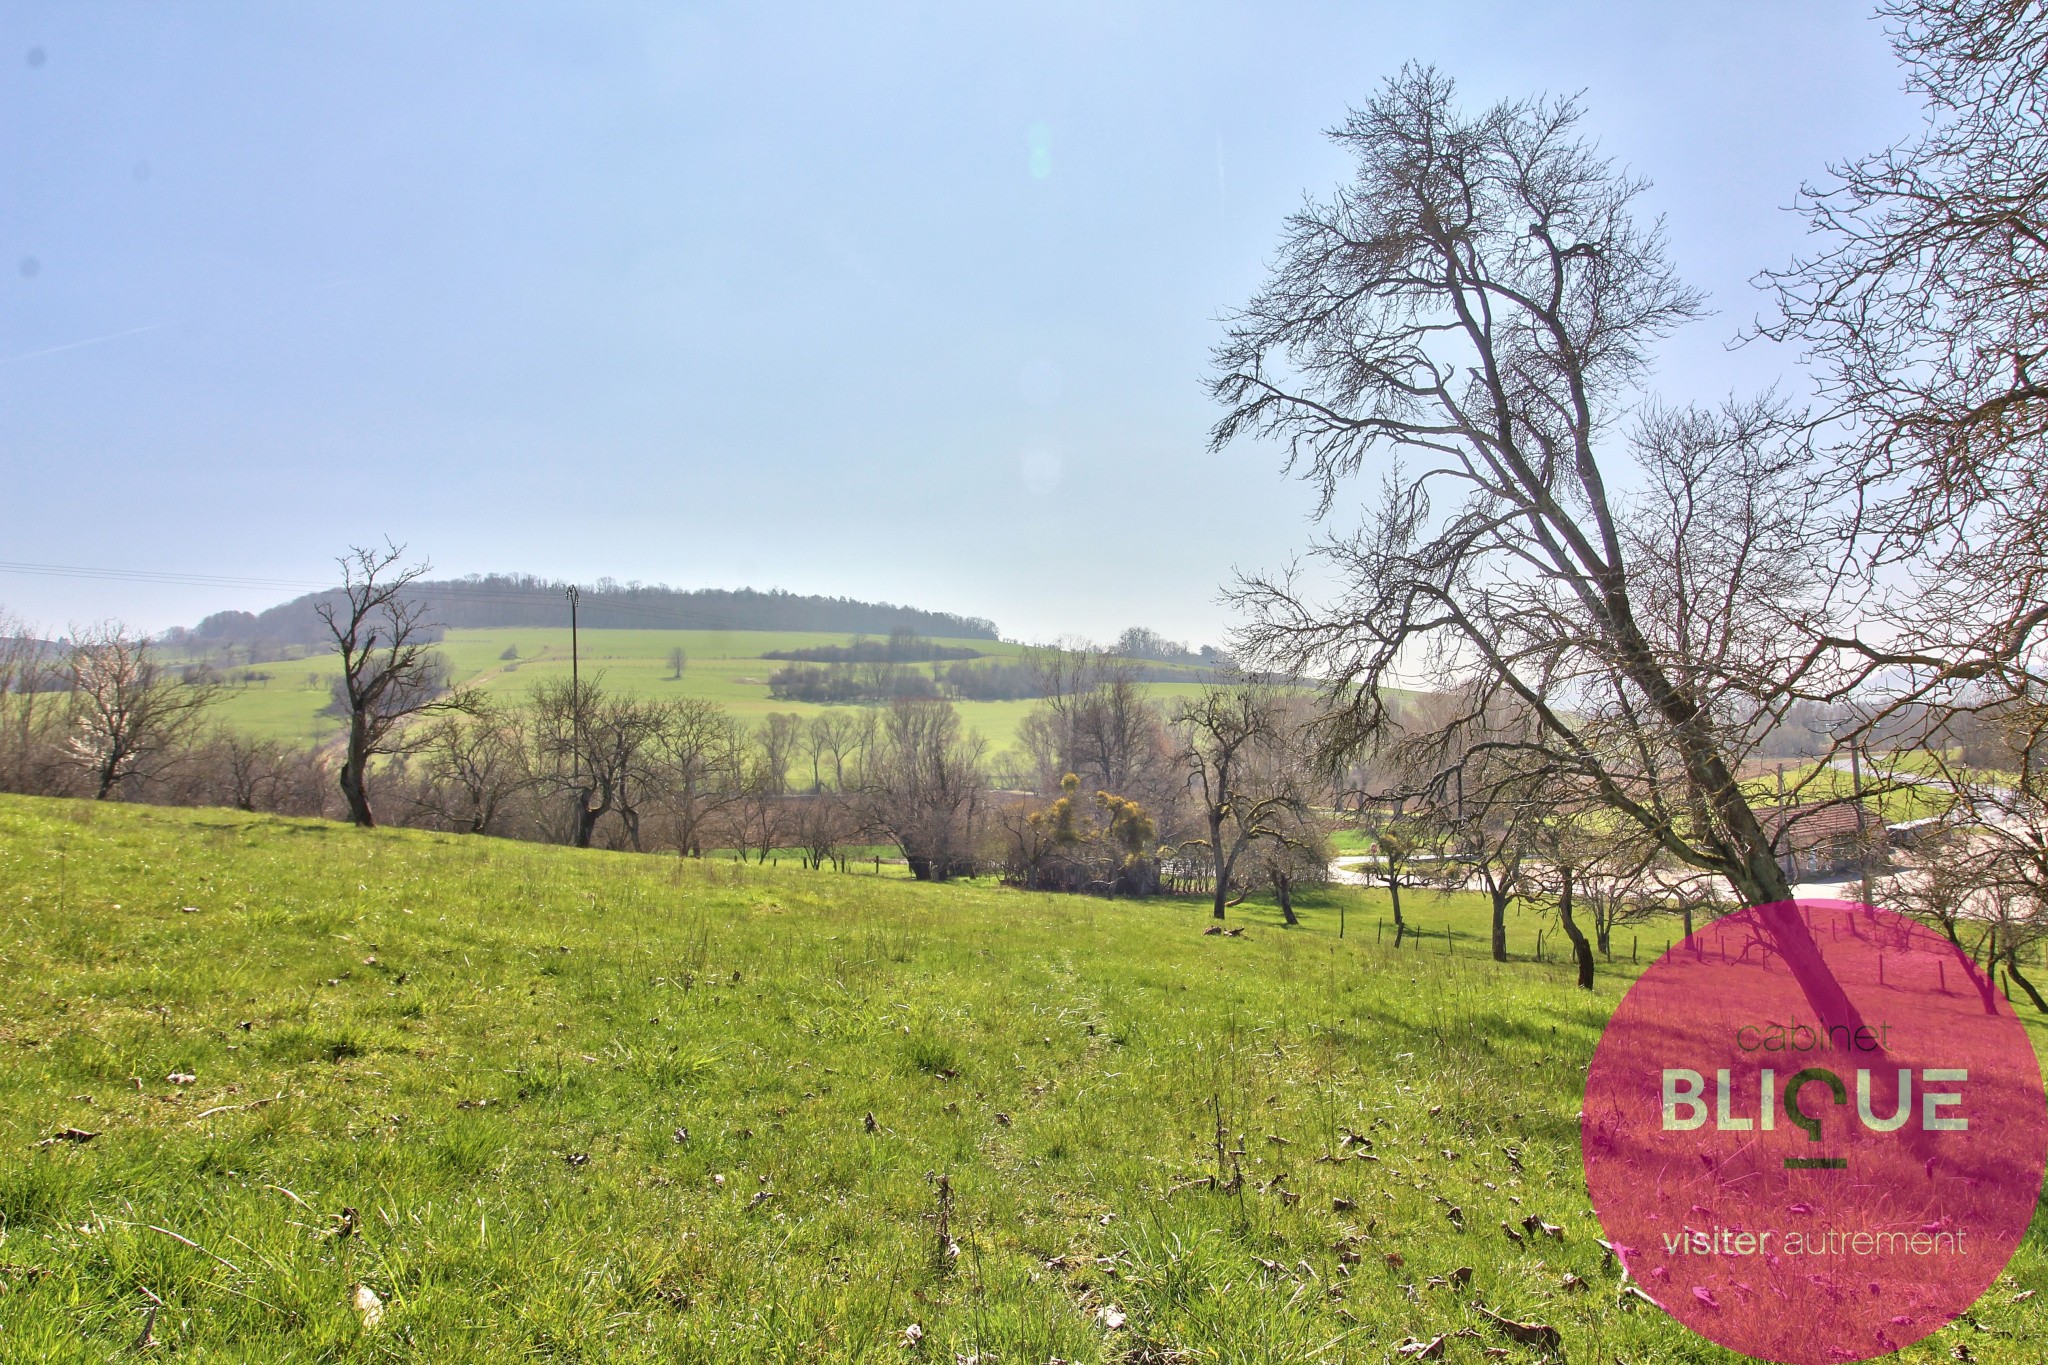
183, 629, 1216, 758
0, 795, 2042, 1361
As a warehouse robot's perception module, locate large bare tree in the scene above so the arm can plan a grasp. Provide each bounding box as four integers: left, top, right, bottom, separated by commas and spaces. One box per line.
1761, 1, 2048, 723
1210, 67, 1862, 1023
319, 543, 468, 827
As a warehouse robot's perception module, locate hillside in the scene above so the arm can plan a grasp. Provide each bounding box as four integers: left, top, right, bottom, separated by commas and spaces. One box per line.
183, 627, 1220, 750
179, 577, 1001, 650
1, 796, 2042, 1361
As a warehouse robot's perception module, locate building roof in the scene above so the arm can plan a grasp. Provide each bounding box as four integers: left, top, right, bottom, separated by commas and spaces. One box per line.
1756, 801, 1876, 852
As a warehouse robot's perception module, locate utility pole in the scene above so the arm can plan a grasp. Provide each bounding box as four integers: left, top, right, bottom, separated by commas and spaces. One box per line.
566, 585, 584, 831
1849, 740, 1872, 906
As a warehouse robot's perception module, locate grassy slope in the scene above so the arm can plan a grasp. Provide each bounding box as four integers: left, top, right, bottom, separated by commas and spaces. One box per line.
0, 796, 2040, 1363
190, 629, 1213, 757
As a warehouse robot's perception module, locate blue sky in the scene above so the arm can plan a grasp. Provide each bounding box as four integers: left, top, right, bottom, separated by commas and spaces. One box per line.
1, 2, 1919, 644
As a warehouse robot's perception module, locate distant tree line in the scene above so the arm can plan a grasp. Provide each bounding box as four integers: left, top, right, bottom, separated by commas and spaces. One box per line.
166, 576, 1000, 655
762, 627, 984, 664
767, 661, 942, 704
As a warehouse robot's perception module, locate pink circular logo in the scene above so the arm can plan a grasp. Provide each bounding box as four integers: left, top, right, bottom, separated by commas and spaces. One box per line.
1584, 900, 2046, 1362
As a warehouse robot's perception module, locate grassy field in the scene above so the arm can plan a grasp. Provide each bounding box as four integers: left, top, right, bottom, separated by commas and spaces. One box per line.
186, 629, 1215, 760
0, 795, 2042, 1362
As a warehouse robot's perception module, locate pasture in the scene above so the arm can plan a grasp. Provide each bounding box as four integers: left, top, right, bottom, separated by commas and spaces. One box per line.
184, 629, 1216, 757
0, 796, 2042, 1361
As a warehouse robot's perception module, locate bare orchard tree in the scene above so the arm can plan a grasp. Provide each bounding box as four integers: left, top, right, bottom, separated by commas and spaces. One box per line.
801, 712, 858, 792
753, 712, 802, 796
1174, 683, 1307, 921
318, 543, 469, 827
855, 697, 989, 881
651, 697, 748, 857
1212, 67, 1863, 1026
1400, 694, 1550, 960
1357, 804, 1439, 945
1928, 689, 2048, 913
791, 791, 853, 871
198, 728, 323, 814
530, 674, 667, 849
408, 697, 532, 835
1025, 645, 1178, 805
1243, 787, 1331, 927
65, 624, 220, 799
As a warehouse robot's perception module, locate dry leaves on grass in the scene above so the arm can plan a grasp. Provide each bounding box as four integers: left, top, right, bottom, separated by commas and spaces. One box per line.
1474, 1305, 1560, 1351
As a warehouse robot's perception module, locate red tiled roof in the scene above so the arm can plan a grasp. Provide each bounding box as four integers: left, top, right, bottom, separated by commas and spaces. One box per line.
1756, 802, 1875, 851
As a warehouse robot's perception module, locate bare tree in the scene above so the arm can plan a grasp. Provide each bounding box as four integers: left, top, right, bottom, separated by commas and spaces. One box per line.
530, 674, 667, 849
753, 712, 802, 797
1175, 683, 1305, 921
791, 791, 852, 871
1027, 646, 1177, 804
1761, 1, 2048, 721
1244, 796, 1331, 927
666, 646, 688, 681
409, 697, 532, 834
1443, 788, 1537, 962
318, 543, 468, 827
651, 697, 747, 857
201, 729, 305, 813
854, 697, 989, 881
1211, 67, 1864, 1025
1358, 806, 1438, 944
64, 624, 220, 800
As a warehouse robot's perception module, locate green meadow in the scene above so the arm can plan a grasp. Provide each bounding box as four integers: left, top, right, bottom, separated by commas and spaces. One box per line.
0, 796, 2042, 1362
188, 629, 1215, 758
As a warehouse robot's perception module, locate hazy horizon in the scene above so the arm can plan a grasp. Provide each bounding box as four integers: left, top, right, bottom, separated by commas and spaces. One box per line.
3, 2, 1918, 642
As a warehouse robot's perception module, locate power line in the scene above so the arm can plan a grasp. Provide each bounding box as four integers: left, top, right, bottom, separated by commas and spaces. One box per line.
0, 560, 326, 592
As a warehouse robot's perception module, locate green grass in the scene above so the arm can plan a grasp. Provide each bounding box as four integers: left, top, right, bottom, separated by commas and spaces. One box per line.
187, 628, 1214, 757
0, 795, 2042, 1362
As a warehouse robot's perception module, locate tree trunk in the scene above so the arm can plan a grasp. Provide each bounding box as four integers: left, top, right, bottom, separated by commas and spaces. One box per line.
1490, 886, 1509, 963
572, 786, 603, 848
1387, 876, 1405, 945
907, 854, 933, 881
2005, 950, 2048, 1014
339, 719, 375, 827
1209, 812, 1229, 920
1275, 875, 1297, 926
1558, 868, 1594, 991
